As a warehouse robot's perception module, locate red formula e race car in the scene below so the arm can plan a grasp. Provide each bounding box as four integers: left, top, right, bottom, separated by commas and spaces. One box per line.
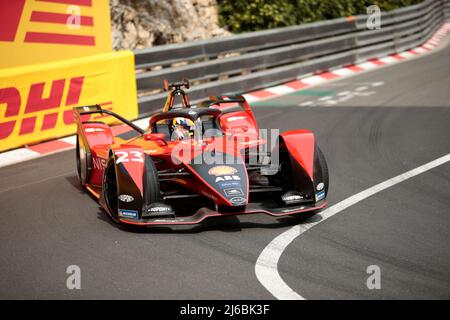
74, 80, 329, 226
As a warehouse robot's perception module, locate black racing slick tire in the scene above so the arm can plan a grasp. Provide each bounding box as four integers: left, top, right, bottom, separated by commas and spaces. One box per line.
76, 134, 92, 187
143, 155, 161, 204
103, 156, 119, 220
317, 147, 329, 195
103, 154, 161, 221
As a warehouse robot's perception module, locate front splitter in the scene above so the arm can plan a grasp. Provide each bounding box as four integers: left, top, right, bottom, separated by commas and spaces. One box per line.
119, 200, 328, 226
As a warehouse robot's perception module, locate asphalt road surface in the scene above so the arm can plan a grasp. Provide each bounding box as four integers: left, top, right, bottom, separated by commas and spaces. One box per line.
1, 37, 450, 299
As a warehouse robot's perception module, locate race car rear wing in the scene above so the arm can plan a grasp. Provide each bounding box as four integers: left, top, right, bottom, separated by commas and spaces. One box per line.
197, 95, 251, 114
73, 105, 145, 134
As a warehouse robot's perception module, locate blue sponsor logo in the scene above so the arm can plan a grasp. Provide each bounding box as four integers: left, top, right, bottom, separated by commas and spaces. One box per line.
218, 181, 241, 188
316, 190, 326, 201
119, 209, 139, 219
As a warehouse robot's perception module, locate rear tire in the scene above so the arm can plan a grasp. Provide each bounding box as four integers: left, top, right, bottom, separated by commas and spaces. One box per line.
76, 135, 91, 187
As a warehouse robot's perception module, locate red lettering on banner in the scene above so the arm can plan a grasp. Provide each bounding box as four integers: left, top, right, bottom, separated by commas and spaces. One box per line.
30, 11, 94, 27
0, 87, 21, 139
41, 112, 59, 131
36, 0, 93, 7
0, 76, 89, 140
0, 87, 21, 117
63, 109, 76, 125
19, 117, 36, 135
0, 0, 26, 42
66, 77, 84, 105
25, 79, 65, 114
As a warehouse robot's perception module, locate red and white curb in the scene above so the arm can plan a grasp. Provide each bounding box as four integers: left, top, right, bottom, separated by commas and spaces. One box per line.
1, 22, 449, 169
243, 21, 450, 103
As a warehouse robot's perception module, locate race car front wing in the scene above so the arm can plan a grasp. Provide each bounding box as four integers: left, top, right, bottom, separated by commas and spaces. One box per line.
117, 200, 328, 226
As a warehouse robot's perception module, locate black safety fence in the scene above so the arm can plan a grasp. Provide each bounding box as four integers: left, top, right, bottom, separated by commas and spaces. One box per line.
134, 0, 450, 117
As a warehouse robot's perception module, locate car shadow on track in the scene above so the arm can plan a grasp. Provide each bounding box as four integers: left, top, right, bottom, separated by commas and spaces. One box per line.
66, 175, 83, 191
97, 209, 324, 234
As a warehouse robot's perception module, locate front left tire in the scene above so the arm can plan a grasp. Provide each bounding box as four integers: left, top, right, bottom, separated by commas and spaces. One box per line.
76, 134, 92, 187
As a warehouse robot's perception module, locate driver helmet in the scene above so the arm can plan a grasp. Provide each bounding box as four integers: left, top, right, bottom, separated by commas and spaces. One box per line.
172, 117, 194, 140
172, 117, 194, 129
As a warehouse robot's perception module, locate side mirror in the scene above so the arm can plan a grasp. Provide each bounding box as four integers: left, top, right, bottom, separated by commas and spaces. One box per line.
144, 133, 167, 145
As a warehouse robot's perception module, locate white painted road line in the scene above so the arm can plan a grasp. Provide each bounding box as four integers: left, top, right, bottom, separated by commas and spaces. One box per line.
337, 91, 351, 96
298, 101, 314, 107
255, 153, 450, 300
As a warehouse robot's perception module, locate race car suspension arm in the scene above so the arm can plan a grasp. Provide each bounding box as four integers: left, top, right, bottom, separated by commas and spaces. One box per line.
76, 106, 145, 135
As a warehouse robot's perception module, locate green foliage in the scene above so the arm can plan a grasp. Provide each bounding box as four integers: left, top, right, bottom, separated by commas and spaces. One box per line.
218, 0, 297, 32
218, 0, 424, 33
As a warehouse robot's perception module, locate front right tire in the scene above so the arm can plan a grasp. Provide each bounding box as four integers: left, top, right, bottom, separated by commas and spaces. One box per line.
317, 147, 329, 195
103, 154, 161, 221
103, 156, 119, 220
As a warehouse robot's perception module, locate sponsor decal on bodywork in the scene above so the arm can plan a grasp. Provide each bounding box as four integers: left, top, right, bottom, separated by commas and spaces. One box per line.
215, 175, 241, 183
142, 203, 175, 218
93, 157, 107, 170
208, 165, 238, 176
218, 181, 241, 188
118, 194, 134, 203
282, 194, 303, 202
224, 188, 244, 197
230, 196, 246, 205
281, 191, 307, 205
188, 152, 248, 206
316, 190, 326, 201
227, 116, 247, 122
119, 209, 138, 219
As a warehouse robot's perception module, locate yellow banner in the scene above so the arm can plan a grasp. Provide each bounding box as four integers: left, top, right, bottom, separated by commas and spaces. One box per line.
0, 50, 138, 152
0, 0, 112, 68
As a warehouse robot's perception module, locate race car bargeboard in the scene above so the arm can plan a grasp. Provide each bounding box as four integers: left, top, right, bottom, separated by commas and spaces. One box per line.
74, 79, 329, 226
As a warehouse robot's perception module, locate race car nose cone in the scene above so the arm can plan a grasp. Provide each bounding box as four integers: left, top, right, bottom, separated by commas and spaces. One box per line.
187, 152, 249, 206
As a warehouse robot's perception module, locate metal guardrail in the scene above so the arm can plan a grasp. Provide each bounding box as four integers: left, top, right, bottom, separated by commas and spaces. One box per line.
134, 0, 450, 116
